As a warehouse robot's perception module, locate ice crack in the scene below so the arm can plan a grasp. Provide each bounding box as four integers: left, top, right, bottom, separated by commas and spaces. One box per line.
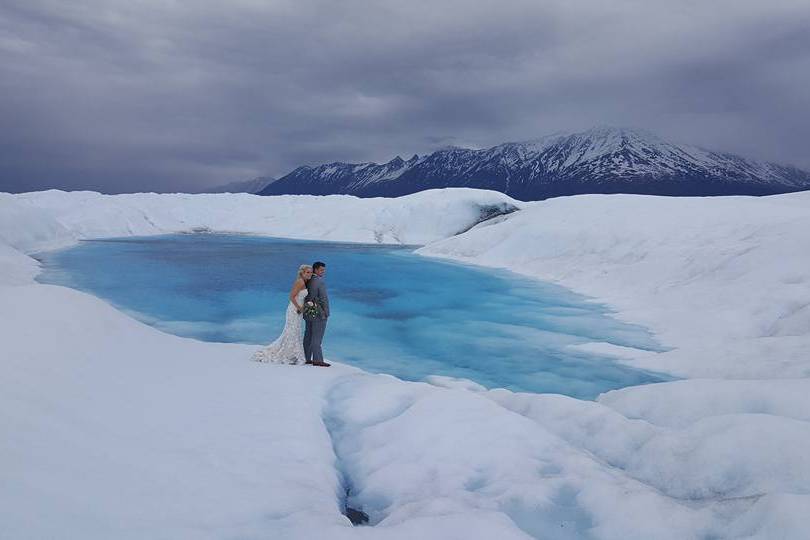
321, 374, 379, 526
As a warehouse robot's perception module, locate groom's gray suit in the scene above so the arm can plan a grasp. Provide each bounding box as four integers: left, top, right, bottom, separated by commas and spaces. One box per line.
303, 274, 330, 363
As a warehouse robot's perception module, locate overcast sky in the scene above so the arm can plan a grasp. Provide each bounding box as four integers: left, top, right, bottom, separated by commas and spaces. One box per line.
2, 0, 809, 193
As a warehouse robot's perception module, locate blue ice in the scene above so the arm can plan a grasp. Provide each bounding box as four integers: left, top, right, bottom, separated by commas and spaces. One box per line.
35, 234, 669, 399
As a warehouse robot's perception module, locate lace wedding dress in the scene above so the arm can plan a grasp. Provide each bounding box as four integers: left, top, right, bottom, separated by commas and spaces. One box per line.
252, 288, 307, 364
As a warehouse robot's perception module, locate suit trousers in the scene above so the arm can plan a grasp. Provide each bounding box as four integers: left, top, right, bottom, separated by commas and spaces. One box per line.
304, 318, 328, 362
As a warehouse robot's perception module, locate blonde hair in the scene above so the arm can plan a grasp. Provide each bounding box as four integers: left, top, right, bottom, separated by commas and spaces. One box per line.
297, 264, 313, 280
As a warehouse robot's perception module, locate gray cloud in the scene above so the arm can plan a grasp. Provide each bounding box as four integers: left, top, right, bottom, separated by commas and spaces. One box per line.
1, 0, 809, 193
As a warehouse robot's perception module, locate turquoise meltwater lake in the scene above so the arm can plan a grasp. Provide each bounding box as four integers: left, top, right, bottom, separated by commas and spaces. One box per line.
35, 234, 668, 398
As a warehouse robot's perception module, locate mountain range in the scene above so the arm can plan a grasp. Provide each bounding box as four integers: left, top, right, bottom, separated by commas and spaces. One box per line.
246, 127, 810, 200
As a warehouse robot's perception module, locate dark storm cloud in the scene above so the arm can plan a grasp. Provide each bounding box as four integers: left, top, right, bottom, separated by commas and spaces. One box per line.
1, 0, 809, 193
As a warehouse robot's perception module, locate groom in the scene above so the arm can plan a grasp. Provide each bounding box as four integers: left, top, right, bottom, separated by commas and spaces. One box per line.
303, 261, 331, 367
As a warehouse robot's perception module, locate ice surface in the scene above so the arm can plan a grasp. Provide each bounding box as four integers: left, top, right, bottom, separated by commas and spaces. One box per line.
1, 188, 520, 253
420, 191, 810, 378
2, 188, 810, 538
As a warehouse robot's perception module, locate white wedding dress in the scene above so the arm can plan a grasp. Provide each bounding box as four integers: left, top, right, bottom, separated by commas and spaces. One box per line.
252, 288, 307, 365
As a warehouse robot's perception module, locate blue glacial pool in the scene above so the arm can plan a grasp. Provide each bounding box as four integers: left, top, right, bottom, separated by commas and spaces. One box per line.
35, 234, 669, 398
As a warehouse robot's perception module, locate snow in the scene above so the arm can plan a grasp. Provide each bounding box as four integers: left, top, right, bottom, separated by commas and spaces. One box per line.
2, 188, 521, 255
515, 126, 801, 183
420, 191, 810, 379
600, 378, 810, 427
2, 188, 810, 538
0, 284, 352, 539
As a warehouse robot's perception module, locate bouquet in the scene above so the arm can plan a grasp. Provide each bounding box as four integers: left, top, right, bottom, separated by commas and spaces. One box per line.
302, 300, 322, 321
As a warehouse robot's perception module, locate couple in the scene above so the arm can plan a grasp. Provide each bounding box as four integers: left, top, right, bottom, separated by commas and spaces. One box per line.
252, 261, 331, 367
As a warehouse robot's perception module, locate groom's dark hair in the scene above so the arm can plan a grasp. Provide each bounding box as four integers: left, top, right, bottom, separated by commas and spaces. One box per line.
313, 261, 326, 270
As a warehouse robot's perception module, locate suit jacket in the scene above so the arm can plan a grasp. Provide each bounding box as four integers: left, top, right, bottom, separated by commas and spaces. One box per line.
305, 275, 330, 319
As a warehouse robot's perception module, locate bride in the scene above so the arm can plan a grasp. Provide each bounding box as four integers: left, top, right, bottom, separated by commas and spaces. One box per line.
252, 264, 312, 364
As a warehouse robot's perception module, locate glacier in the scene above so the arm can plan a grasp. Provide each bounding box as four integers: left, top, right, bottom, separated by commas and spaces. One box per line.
2, 187, 810, 539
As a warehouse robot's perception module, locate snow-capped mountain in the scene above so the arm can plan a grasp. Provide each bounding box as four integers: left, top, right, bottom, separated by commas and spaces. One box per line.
259, 127, 810, 200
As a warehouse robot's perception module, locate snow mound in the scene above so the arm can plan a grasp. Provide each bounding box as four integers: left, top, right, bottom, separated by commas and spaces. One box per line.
420, 191, 810, 379
4, 188, 521, 254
